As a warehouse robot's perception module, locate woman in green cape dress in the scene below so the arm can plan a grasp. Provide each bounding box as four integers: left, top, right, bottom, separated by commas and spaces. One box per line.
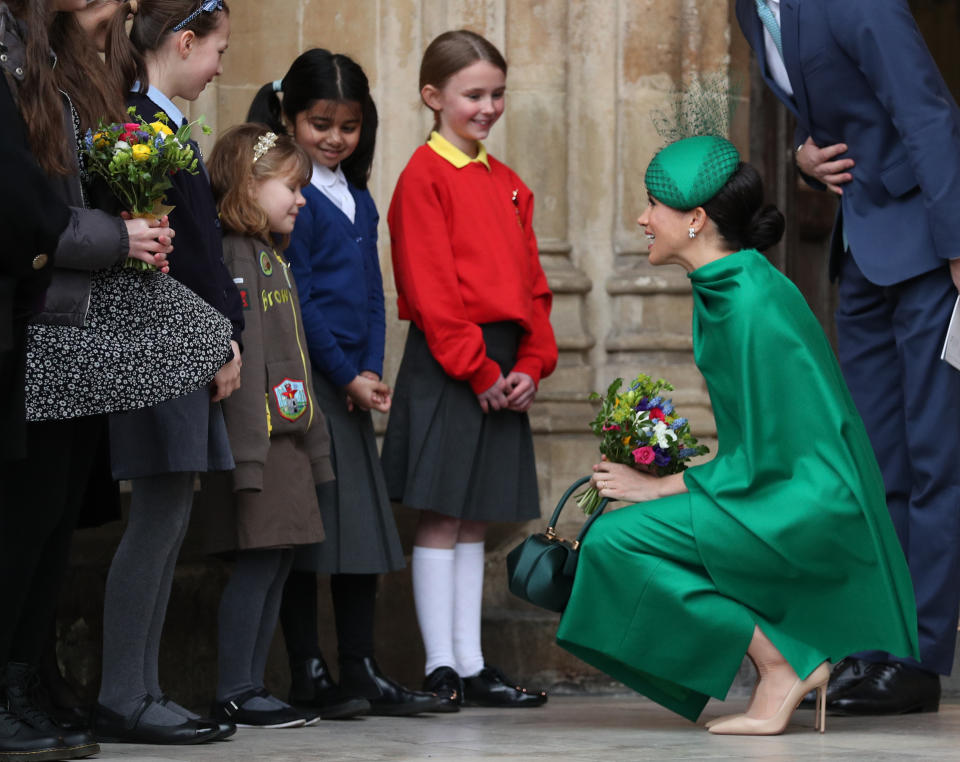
556, 136, 918, 736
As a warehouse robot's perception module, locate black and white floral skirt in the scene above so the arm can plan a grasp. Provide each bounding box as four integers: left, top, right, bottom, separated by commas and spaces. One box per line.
25, 265, 232, 421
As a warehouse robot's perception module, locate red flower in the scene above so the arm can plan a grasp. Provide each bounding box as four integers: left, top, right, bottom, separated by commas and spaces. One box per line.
601, 423, 621, 431
649, 407, 666, 422
633, 446, 655, 465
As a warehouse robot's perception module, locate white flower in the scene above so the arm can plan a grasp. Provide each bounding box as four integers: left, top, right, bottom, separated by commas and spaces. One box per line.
114, 141, 130, 153
652, 420, 678, 449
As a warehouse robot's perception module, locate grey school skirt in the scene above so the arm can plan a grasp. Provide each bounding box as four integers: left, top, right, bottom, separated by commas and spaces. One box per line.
381, 322, 540, 523
108, 387, 234, 479
293, 372, 405, 575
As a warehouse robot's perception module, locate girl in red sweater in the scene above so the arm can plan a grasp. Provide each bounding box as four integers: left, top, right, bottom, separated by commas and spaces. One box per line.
384, 29, 558, 710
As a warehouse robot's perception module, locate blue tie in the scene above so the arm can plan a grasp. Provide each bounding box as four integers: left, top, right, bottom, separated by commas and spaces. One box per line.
755, 0, 784, 60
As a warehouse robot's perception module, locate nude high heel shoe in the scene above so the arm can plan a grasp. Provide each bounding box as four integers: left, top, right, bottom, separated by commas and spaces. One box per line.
704, 679, 759, 729
708, 662, 829, 736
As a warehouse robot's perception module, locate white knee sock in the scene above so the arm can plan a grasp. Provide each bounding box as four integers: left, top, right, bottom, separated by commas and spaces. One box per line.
412, 545, 456, 675
453, 541, 486, 678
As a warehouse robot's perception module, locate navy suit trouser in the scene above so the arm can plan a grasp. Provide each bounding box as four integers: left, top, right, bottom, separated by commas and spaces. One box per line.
836, 251, 960, 675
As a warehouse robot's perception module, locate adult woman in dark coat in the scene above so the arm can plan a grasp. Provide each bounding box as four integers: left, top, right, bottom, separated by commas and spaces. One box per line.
0, 2, 173, 759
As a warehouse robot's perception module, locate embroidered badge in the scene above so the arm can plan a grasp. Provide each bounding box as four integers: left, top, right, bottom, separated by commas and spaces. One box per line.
239, 289, 251, 311
259, 250, 274, 276
512, 189, 523, 229
272, 378, 308, 421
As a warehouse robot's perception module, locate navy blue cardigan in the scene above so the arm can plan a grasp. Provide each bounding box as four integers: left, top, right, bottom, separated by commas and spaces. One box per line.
127, 92, 243, 347
284, 183, 385, 387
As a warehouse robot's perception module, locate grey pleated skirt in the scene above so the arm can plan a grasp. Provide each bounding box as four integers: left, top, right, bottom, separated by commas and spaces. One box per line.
109, 387, 234, 479
293, 372, 405, 575
381, 322, 540, 522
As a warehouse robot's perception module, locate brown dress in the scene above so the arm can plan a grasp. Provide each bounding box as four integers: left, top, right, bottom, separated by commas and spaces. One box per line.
197, 235, 333, 554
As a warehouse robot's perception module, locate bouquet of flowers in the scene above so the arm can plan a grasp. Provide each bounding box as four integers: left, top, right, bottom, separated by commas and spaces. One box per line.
83, 107, 210, 269
576, 374, 709, 515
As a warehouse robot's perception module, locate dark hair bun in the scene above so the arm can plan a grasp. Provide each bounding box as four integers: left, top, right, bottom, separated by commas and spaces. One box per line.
701, 163, 784, 252
744, 204, 785, 251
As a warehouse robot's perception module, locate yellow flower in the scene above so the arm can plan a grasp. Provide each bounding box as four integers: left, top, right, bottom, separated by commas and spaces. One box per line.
149, 121, 174, 136
622, 436, 631, 447
131, 144, 153, 163
93, 132, 109, 148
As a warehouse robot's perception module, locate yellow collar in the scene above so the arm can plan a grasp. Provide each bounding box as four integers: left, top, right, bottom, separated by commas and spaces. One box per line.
427, 131, 490, 170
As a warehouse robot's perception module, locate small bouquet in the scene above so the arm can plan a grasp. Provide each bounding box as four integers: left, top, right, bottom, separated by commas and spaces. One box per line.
577, 374, 709, 514
83, 107, 210, 269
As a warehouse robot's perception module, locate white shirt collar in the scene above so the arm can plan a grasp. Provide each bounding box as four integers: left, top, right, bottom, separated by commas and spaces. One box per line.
310, 162, 356, 223
134, 83, 186, 127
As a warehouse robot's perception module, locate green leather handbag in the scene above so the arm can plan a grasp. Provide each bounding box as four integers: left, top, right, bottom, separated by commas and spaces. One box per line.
505, 476, 609, 613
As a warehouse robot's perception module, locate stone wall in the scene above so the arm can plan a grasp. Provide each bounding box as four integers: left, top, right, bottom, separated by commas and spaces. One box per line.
62, 0, 750, 706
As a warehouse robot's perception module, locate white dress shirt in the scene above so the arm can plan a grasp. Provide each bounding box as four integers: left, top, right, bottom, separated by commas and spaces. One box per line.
310, 162, 356, 224
761, 0, 795, 97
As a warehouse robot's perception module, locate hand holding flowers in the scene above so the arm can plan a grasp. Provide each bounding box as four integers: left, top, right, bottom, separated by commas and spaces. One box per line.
84, 108, 211, 270
577, 374, 708, 514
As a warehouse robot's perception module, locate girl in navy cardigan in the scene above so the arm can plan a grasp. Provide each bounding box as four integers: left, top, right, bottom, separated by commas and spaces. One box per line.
247, 49, 441, 718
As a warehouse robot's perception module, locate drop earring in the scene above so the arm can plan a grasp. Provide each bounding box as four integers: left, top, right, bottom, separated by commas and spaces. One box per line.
688, 227, 696, 239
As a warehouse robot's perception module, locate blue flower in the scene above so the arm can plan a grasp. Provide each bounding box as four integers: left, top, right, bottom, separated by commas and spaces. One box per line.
661, 400, 674, 415
678, 448, 699, 458
653, 448, 672, 466
669, 417, 688, 430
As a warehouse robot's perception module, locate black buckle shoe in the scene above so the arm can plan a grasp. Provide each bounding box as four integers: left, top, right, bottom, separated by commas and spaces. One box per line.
828, 662, 940, 716
462, 665, 547, 708
212, 689, 307, 729
157, 694, 236, 740
339, 657, 446, 716
422, 666, 463, 713
3, 662, 98, 756
288, 657, 370, 719
0, 706, 89, 762
93, 696, 220, 744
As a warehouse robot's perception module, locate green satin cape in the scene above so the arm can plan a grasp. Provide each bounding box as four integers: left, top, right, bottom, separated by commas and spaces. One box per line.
558, 249, 918, 719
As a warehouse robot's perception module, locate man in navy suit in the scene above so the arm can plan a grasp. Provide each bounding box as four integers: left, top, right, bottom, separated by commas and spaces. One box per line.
736, 0, 960, 714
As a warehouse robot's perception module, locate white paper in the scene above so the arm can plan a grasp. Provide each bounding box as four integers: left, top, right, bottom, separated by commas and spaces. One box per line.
940, 295, 960, 371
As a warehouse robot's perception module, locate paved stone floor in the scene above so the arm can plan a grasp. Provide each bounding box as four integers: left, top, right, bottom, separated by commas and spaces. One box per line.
93, 696, 958, 761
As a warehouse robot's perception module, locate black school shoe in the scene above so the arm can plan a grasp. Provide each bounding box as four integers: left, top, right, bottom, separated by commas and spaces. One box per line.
212, 689, 311, 729
157, 694, 236, 741
0, 705, 94, 762
288, 657, 370, 719
338, 657, 446, 716
462, 666, 547, 708
2, 662, 99, 758
422, 666, 463, 713
93, 697, 220, 744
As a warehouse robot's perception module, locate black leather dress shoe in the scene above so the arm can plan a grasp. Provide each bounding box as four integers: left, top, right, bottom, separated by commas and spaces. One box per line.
462, 666, 547, 708
212, 690, 306, 729
422, 666, 463, 713
799, 656, 872, 709
828, 662, 940, 715
0, 706, 85, 762
157, 694, 236, 740
93, 697, 220, 744
288, 656, 370, 719
3, 662, 98, 756
338, 657, 445, 716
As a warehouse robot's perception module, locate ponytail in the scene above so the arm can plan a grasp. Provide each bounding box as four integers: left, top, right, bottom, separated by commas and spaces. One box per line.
246, 80, 286, 135
105, 0, 147, 93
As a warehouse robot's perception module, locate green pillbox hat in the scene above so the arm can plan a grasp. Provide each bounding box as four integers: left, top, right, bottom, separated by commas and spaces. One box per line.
644, 135, 740, 210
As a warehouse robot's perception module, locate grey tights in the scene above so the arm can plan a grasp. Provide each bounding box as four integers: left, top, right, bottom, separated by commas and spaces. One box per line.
98, 472, 197, 726
216, 548, 294, 709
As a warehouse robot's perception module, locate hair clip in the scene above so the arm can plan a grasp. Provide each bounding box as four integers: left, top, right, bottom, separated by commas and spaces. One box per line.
171, 0, 224, 33
253, 132, 278, 163
272, 80, 283, 93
